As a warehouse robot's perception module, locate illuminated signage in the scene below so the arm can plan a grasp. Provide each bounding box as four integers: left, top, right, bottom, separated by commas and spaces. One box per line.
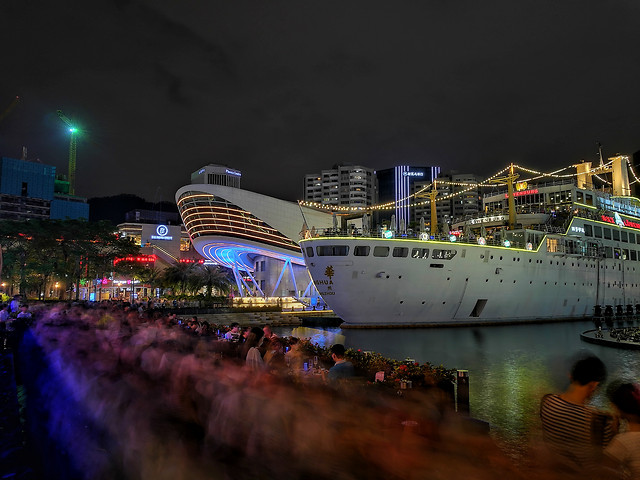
601, 214, 640, 230
151, 224, 173, 241
469, 215, 506, 225
504, 189, 539, 198
225, 169, 242, 177
571, 226, 585, 234
113, 255, 157, 265
515, 181, 528, 191
402, 171, 424, 177
198, 168, 205, 174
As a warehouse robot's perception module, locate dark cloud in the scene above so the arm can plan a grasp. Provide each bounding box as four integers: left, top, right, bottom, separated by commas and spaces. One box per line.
0, 0, 638, 203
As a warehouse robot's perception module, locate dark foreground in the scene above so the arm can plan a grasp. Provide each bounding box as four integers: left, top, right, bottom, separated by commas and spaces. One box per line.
1, 305, 599, 479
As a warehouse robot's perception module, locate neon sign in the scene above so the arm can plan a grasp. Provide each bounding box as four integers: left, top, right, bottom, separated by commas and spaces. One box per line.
225, 169, 242, 177
151, 224, 173, 240
601, 214, 640, 230
402, 171, 424, 177
504, 189, 539, 198
113, 255, 157, 265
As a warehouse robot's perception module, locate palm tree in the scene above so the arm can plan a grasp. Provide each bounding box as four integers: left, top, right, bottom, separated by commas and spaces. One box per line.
160, 262, 197, 296
194, 264, 233, 299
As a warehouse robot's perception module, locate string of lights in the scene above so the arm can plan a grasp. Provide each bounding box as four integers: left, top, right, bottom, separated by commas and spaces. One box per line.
298, 158, 630, 214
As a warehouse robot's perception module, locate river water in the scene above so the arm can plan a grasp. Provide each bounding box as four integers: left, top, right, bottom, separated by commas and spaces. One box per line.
277, 320, 640, 454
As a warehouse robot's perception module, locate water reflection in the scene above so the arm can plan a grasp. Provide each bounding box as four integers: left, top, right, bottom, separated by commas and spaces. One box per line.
279, 320, 640, 452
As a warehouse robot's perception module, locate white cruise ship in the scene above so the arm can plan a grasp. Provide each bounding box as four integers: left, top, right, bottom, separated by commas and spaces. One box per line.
300, 155, 640, 326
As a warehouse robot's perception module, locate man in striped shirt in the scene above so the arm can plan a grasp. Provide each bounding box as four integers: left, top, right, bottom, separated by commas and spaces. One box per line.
540, 354, 617, 474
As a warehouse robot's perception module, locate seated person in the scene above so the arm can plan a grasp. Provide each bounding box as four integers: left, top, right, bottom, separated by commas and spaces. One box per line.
327, 344, 355, 381
224, 322, 241, 342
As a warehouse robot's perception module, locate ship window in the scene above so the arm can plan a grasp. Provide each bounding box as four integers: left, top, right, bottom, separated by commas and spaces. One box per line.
354, 246, 370, 256
613, 230, 620, 241
305, 247, 314, 257
614, 248, 622, 259
623, 249, 629, 260
584, 224, 593, 237
393, 247, 409, 258
605, 246, 613, 258
594, 226, 602, 238
604, 228, 612, 240
316, 245, 349, 256
631, 250, 637, 261
432, 249, 457, 260
630, 234, 637, 244
621, 231, 628, 242
411, 248, 429, 259
373, 246, 389, 257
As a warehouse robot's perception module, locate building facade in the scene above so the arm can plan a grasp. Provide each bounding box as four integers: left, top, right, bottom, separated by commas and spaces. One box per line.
304, 165, 376, 208
0, 156, 89, 220
178, 165, 334, 305
376, 165, 441, 230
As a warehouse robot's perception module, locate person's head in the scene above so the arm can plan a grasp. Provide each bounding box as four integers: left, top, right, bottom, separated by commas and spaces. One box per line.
20, 304, 28, 312
570, 354, 607, 386
569, 354, 607, 400
607, 382, 640, 422
263, 325, 273, 338
245, 326, 264, 348
230, 322, 239, 333
330, 344, 346, 361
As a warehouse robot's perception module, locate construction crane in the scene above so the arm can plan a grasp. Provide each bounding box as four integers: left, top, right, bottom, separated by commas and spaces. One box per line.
0, 96, 20, 124
56, 110, 79, 196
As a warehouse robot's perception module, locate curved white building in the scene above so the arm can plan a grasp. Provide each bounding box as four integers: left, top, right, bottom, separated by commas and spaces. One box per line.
176, 179, 334, 302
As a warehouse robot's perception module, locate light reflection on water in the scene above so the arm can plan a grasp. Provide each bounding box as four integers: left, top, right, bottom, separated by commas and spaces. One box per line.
277, 320, 640, 452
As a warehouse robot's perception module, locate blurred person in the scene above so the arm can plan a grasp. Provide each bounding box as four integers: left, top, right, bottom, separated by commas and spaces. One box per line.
604, 382, 640, 478
17, 304, 32, 320
263, 325, 276, 340
327, 344, 354, 382
242, 327, 265, 371
540, 354, 616, 474
224, 322, 241, 342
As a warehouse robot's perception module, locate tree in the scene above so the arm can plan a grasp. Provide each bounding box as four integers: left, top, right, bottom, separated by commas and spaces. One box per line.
194, 264, 233, 299
0, 219, 139, 300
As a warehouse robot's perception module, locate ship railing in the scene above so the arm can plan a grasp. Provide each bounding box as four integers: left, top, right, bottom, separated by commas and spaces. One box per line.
306, 228, 539, 250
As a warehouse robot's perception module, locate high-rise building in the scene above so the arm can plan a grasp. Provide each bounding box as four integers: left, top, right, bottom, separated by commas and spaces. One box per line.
0, 156, 88, 220
304, 165, 376, 207
191, 164, 242, 188
376, 165, 440, 229
414, 171, 481, 230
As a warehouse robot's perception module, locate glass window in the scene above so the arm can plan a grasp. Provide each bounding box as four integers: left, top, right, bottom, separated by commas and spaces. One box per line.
605, 246, 613, 258
305, 247, 314, 257
411, 248, 429, 259
629, 233, 636, 244
623, 249, 629, 260
432, 249, 457, 260
373, 246, 389, 257
594, 226, 602, 238
614, 248, 622, 259
603, 228, 612, 240
621, 231, 628, 242
613, 230, 620, 241
631, 250, 637, 261
392, 247, 408, 258
354, 246, 370, 256
584, 224, 593, 237
316, 245, 349, 256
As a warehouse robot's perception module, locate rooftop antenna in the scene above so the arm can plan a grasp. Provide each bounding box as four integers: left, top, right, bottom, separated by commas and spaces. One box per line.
597, 141, 604, 166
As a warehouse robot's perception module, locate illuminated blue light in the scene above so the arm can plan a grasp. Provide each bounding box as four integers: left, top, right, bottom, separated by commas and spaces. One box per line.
503, 240, 511, 247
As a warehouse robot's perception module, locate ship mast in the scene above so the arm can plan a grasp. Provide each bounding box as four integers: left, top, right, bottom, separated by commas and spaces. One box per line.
429, 180, 438, 236
490, 164, 519, 230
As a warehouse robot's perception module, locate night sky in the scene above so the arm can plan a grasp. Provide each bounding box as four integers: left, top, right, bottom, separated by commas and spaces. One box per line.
1, 0, 639, 203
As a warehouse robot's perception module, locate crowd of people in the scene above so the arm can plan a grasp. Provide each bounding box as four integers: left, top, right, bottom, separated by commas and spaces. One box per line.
3, 302, 640, 479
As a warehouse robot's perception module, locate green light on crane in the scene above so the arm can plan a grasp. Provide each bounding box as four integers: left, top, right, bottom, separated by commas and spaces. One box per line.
56, 110, 79, 196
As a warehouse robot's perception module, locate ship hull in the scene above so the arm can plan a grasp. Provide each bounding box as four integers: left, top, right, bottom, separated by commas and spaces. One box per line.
301, 237, 637, 326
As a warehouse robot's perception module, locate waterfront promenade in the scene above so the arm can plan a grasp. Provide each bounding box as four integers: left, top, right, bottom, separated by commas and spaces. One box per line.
0, 304, 616, 479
